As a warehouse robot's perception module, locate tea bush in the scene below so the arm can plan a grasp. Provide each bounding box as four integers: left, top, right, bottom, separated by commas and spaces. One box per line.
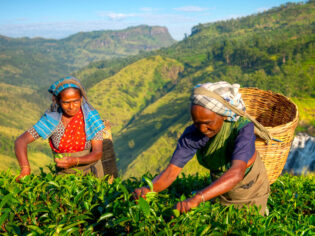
0, 171, 314, 235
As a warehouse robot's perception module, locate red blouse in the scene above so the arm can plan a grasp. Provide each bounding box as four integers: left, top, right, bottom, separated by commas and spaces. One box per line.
49, 108, 86, 153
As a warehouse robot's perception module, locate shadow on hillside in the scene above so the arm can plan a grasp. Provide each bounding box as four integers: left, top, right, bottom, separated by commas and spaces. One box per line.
114, 95, 191, 173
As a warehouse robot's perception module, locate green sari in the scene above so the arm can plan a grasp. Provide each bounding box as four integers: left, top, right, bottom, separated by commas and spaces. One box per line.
196, 117, 270, 215
196, 117, 251, 180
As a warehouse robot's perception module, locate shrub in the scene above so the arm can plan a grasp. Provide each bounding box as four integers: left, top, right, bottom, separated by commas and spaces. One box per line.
0, 171, 313, 235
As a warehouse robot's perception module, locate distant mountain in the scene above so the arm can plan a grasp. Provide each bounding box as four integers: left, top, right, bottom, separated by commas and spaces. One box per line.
0, 1, 314, 178
0, 25, 176, 88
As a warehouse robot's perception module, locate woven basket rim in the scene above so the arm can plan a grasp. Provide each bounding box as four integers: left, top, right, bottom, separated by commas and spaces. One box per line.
240, 87, 299, 132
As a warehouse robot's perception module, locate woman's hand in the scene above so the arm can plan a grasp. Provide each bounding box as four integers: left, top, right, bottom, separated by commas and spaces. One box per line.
133, 164, 182, 202
133, 187, 151, 200
16, 166, 31, 182
54, 139, 103, 169
55, 156, 78, 169
175, 195, 202, 213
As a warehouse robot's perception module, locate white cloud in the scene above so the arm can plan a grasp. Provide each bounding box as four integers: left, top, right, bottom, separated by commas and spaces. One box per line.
174, 6, 208, 12
107, 13, 136, 20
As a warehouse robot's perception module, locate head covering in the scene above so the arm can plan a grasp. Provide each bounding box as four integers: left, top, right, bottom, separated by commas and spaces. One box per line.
191, 81, 246, 122
33, 76, 105, 140
47, 76, 88, 112
48, 76, 88, 98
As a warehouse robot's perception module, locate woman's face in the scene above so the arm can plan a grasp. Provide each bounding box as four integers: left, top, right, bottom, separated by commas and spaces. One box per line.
191, 105, 225, 138
58, 88, 82, 118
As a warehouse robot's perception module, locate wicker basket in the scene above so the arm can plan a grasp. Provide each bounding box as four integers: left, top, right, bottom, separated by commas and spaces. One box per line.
239, 88, 299, 184
102, 120, 118, 180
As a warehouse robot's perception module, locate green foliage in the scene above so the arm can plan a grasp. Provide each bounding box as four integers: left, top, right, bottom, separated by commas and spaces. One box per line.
0, 172, 313, 234
292, 97, 315, 135
157, 1, 315, 97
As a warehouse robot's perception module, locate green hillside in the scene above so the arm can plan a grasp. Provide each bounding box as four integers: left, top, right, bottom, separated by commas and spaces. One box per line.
0, 25, 175, 88
87, 55, 183, 134
0, 83, 48, 130
0, 1, 314, 177
0, 84, 52, 173
82, 1, 314, 178
0, 126, 52, 174
292, 97, 315, 135
159, 1, 314, 98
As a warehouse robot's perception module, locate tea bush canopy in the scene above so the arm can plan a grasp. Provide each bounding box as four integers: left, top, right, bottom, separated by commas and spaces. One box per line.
0, 171, 313, 234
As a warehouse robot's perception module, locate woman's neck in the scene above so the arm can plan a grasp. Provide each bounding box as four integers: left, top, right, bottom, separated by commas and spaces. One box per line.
61, 114, 73, 127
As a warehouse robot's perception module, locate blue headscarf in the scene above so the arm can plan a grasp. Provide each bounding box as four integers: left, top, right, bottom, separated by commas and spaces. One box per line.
33, 76, 105, 140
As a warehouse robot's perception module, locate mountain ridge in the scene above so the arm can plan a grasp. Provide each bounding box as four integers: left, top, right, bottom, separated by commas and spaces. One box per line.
0, 25, 176, 88
0, 1, 314, 177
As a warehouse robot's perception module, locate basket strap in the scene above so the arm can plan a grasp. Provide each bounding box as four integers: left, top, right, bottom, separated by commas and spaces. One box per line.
193, 87, 273, 144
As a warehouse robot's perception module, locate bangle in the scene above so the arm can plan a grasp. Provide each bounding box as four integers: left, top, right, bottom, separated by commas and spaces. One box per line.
76, 157, 80, 166
199, 192, 205, 203
21, 165, 30, 169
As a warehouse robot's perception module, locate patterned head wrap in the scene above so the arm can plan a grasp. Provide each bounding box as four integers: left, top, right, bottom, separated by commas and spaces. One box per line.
191, 81, 246, 122
48, 76, 87, 98
33, 76, 105, 140
47, 76, 88, 112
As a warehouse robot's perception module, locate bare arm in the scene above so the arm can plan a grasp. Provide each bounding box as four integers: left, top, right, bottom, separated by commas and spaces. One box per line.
152, 163, 182, 192
195, 159, 247, 201
134, 163, 182, 198
54, 139, 103, 169
176, 152, 256, 213
14, 131, 36, 180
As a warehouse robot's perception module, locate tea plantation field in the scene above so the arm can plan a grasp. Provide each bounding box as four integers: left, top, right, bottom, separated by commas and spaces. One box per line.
0, 171, 313, 235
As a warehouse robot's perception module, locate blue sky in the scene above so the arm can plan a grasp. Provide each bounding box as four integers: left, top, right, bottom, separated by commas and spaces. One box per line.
0, 0, 306, 40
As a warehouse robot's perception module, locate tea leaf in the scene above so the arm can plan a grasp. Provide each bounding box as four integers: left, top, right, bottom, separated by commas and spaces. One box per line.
138, 197, 150, 217
98, 213, 114, 222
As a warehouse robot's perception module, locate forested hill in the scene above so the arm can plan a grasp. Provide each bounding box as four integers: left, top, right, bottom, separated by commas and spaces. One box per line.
0, 25, 175, 88
79, 1, 315, 97
79, 1, 314, 178
158, 1, 315, 98
0, 1, 314, 177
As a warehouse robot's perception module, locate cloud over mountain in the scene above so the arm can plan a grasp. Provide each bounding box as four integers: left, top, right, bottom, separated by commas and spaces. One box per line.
174, 6, 208, 12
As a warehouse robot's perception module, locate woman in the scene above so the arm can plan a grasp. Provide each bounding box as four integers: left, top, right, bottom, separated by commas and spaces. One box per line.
134, 81, 270, 215
15, 76, 106, 180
